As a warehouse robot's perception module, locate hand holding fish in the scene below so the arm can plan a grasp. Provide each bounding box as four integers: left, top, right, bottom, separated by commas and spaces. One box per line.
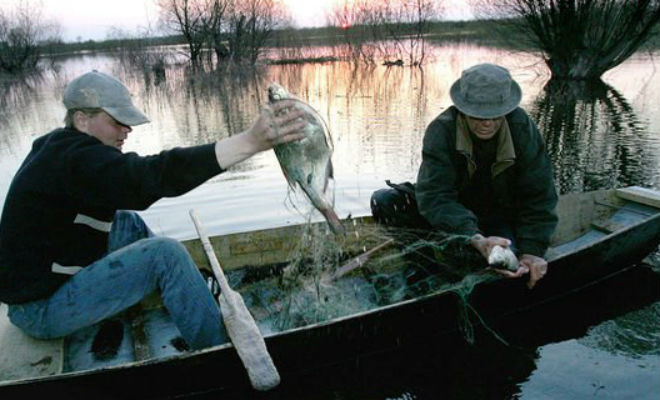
471, 233, 528, 278
471, 234, 547, 288
470, 233, 511, 260
248, 100, 308, 152
215, 100, 308, 169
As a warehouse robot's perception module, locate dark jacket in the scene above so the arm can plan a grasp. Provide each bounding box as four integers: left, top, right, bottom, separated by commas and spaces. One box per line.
0, 128, 223, 304
415, 106, 558, 257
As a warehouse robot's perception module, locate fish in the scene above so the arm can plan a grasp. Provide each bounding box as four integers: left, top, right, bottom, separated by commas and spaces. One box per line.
488, 245, 519, 271
267, 83, 345, 235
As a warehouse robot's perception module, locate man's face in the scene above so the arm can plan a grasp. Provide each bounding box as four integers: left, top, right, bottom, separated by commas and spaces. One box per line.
465, 115, 503, 140
76, 111, 132, 150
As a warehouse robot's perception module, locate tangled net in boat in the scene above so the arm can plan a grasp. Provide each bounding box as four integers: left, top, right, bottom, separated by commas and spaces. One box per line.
239, 221, 508, 343
274, 221, 379, 330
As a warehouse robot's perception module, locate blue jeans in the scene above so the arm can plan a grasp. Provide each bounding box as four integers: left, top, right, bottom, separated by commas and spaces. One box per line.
8, 211, 226, 350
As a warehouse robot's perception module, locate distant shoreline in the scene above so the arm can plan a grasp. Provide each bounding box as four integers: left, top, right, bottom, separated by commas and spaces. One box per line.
39, 19, 660, 57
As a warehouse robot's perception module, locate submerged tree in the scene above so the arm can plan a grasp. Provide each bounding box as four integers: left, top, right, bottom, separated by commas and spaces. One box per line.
0, 0, 61, 74
326, 0, 442, 66
472, 0, 660, 80
325, 0, 379, 64
201, 0, 230, 64
226, 0, 289, 64
158, 0, 288, 68
157, 0, 207, 68
377, 0, 443, 66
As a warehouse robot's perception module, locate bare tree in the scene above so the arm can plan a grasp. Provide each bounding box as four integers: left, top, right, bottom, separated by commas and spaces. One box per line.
105, 26, 170, 84
0, 0, 61, 73
472, 0, 660, 80
226, 0, 289, 64
378, 0, 442, 66
157, 0, 207, 68
327, 0, 404, 65
200, 0, 230, 65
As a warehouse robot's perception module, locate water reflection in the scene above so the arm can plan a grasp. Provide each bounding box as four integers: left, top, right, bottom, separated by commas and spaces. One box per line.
1, 45, 658, 235
0, 71, 66, 196
532, 78, 658, 194
579, 302, 660, 357
0, 72, 48, 151
0, 74, 40, 120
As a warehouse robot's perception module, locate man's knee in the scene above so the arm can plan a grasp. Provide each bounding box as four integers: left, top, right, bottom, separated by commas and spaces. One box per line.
114, 210, 141, 224
109, 210, 153, 248
149, 237, 188, 257
370, 188, 396, 222
140, 237, 199, 278
370, 187, 429, 229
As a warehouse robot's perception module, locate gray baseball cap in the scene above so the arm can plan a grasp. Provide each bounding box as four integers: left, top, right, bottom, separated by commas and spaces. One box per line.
63, 70, 150, 126
449, 63, 522, 119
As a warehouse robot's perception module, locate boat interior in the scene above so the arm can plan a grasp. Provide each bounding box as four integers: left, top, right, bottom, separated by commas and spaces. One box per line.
1, 186, 658, 383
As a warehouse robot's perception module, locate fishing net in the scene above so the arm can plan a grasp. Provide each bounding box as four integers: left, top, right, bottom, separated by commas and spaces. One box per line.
274, 221, 376, 330
235, 223, 507, 344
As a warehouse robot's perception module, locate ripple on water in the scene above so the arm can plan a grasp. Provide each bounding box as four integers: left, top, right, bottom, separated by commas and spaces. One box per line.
578, 301, 660, 357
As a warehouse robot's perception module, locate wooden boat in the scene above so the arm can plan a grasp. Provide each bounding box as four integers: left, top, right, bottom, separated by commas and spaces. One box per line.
1, 186, 659, 398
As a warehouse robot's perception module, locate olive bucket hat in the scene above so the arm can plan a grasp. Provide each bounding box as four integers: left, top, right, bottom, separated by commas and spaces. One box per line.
63, 70, 150, 126
449, 63, 522, 119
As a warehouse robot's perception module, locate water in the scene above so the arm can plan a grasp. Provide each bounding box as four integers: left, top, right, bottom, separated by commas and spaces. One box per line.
0, 44, 658, 398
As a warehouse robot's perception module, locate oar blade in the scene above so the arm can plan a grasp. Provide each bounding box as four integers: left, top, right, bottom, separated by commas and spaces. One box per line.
219, 291, 280, 391
189, 209, 280, 391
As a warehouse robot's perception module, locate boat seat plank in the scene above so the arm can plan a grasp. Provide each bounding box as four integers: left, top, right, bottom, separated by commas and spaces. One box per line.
618, 201, 659, 217
130, 312, 151, 361
590, 206, 651, 233
616, 186, 660, 208
546, 230, 608, 261
548, 196, 658, 260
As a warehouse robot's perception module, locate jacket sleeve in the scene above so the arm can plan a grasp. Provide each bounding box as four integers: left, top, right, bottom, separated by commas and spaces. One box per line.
415, 117, 479, 236
65, 142, 224, 210
512, 115, 559, 256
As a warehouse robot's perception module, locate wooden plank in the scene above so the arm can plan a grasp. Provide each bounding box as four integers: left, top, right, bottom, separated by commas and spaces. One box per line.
182, 216, 384, 271
126, 305, 150, 361
591, 207, 651, 234
550, 189, 620, 245
616, 186, 660, 208
590, 220, 620, 234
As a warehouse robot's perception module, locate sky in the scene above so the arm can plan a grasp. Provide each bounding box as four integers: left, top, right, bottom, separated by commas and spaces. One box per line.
6, 0, 472, 42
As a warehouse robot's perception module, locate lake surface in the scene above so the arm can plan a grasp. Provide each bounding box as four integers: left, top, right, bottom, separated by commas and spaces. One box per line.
0, 44, 658, 398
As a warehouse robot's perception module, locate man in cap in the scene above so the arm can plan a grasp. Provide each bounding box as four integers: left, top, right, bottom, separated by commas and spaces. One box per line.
372, 63, 558, 289
0, 71, 308, 350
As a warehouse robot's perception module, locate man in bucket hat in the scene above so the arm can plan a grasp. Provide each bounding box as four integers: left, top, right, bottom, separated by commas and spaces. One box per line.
0, 71, 309, 350
372, 63, 557, 289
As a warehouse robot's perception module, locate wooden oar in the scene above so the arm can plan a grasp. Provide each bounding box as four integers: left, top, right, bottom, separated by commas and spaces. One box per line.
189, 210, 280, 391
325, 238, 396, 282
